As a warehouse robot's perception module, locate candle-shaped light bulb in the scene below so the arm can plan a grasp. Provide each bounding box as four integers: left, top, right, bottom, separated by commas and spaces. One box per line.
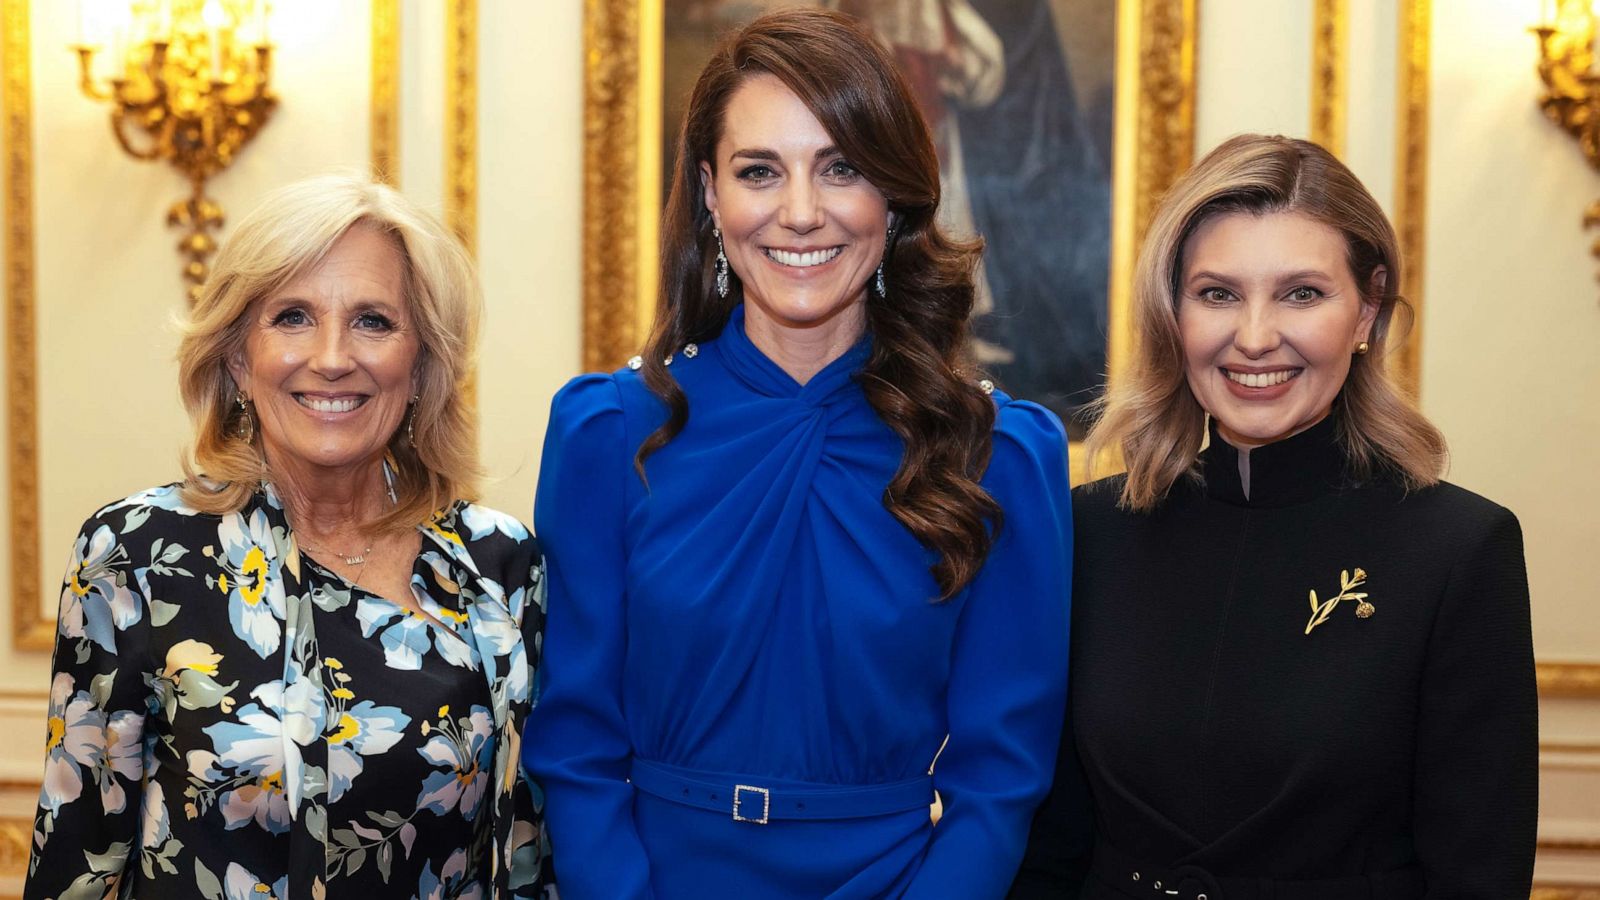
202, 0, 226, 75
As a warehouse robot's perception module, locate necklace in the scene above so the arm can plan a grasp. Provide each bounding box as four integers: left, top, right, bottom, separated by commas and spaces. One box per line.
297, 536, 375, 567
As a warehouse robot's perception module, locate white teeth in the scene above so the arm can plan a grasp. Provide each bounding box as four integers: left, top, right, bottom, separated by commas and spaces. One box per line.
766, 247, 842, 268
1225, 369, 1298, 388
297, 396, 364, 413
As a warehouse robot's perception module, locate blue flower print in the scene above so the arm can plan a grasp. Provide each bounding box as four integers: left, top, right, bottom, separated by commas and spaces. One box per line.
457, 504, 526, 543
58, 524, 138, 654
413, 847, 482, 900
39, 673, 105, 815
415, 705, 494, 820
192, 684, 304, 834
356, 595, 474, 671
223, 862, 287, 900
327, 699, 412, 803
96, 709, 145, 816
208, 509, 286, 659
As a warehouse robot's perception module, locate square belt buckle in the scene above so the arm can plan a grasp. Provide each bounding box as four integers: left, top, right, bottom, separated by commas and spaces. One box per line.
732, 784, 770, 825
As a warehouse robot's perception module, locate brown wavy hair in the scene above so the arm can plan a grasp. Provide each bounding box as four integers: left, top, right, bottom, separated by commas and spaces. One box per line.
1086, 134, 1447, 510
638, 7, 999, 598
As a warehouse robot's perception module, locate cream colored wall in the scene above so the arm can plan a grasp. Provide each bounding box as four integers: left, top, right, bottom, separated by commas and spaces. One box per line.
1427, 1, 1600, 880
0, 2, 581, 890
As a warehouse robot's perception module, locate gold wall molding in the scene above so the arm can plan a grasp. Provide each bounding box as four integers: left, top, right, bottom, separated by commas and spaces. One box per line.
581, 0, 649, 373
371, 0, 400, 185
1540, 662, 1600, 697
1311, 0, 1346, 157
445, 0, 477, 258
1106, 0, 1198, 390
1533, 887, 1600, 900
3, 0, 47, 652
1392, 0, 1429, 393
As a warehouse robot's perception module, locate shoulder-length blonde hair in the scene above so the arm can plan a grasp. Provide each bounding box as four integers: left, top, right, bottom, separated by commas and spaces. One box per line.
1087, 133, 1447, 511
177, 173, 481, 531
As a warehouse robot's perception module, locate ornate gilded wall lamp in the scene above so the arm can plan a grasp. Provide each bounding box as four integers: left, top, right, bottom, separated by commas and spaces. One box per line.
1533, 0, 1600, 280
72, 0, 276, 301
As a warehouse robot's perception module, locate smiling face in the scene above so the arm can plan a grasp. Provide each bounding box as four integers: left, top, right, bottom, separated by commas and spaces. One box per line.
701, 73, 889, 342
228, 223, 420, 479
1177, 210, 1380, 449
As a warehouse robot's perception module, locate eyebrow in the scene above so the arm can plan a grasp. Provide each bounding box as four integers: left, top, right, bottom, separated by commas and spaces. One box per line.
1186, 268, 1334, 286
726, 145, 842, 165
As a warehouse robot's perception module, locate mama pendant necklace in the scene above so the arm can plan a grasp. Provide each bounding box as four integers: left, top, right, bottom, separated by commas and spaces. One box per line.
299, 536, 375, 567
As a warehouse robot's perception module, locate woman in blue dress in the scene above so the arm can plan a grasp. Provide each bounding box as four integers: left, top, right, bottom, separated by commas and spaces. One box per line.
525, 9, 1073, 898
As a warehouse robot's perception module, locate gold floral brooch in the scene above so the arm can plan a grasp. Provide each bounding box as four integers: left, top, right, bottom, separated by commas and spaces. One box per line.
1305, 567, 1374, 635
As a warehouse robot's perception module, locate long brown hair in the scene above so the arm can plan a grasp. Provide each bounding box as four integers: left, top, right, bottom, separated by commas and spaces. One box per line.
640, 8, 999, 598
1087, 134, 1447, 510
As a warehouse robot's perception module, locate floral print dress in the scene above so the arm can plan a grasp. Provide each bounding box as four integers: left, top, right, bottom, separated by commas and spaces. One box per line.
25, 483, 550, 899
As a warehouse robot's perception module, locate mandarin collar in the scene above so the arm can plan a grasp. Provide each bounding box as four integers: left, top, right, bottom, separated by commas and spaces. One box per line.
716, 303, 871, 405
1200, 412, 1353, 508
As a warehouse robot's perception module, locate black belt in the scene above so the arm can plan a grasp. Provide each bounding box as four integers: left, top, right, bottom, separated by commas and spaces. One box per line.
1092, 839, 1425, 900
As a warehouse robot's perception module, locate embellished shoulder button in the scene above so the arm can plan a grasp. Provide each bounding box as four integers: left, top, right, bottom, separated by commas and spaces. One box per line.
978, 379, 995, 395
627, 355, 643, 371
683, 342, 699, 359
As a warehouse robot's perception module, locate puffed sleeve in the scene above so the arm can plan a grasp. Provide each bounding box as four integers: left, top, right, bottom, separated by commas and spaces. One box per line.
522, 374, 655, 900
26, 506, 157, 899
903, 399, 1074, 899
1414, 504, 1537, 897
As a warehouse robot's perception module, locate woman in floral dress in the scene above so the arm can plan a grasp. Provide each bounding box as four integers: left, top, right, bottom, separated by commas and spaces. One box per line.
26, 174, 548, 899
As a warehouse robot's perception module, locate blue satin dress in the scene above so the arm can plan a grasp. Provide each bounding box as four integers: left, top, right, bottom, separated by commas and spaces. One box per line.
524, 305, 1072, 899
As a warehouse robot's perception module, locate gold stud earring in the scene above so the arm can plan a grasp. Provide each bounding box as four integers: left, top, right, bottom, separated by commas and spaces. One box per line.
1354, 341, 1370, 355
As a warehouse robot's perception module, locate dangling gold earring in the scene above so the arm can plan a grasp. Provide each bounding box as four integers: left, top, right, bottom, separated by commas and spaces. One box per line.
235, 392, 254, 441
1354, 341, 1370, 355
406, 395, 419, 446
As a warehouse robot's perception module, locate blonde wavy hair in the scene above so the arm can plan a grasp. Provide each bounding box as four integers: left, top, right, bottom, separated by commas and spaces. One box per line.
176, 173, 481, 531
1086, 134, 1447, 511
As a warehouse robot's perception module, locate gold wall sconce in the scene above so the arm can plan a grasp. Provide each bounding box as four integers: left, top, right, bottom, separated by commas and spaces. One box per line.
1533, 0, 1600, 280
72, 0, 276, 302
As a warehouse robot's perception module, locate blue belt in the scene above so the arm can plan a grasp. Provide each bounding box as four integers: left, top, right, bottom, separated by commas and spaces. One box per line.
629, 758, 934, 825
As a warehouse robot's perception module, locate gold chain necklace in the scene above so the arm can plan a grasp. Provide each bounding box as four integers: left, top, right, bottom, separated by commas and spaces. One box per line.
297, 537, 375, 567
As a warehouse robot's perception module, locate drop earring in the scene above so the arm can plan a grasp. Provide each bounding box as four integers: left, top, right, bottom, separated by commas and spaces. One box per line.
873, 222, 895, 298
714, 228, 730, 299
235, 392, 254, 442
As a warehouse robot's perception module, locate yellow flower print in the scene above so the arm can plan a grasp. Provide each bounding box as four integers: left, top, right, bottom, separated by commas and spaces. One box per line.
329, 713, 363, 745
162, 639, 223, 679
238, 547, 270, 607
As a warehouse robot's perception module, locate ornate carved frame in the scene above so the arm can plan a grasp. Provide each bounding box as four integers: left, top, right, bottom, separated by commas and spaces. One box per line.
581, 0, 1198, 484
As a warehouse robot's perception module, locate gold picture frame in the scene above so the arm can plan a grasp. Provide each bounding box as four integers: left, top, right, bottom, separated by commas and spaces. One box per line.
580, 0, 1199, 484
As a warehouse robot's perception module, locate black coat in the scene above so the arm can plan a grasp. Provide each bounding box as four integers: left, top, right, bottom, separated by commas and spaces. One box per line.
1012, 416, 1537, 899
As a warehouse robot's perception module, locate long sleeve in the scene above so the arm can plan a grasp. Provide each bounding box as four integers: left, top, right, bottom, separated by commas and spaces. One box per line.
1007, 702, 1092, 898
522, 375, 655, 900
1413, 505, 1537, 898
26, 509, 156, 899
903, 400, 1074, 899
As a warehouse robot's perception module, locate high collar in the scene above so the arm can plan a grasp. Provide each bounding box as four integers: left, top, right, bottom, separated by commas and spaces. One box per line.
716, 303, 872, 406
1200, 413, 1352, 508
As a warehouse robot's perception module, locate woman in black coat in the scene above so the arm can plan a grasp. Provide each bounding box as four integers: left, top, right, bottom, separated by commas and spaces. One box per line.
1012, 134, 1537, 900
